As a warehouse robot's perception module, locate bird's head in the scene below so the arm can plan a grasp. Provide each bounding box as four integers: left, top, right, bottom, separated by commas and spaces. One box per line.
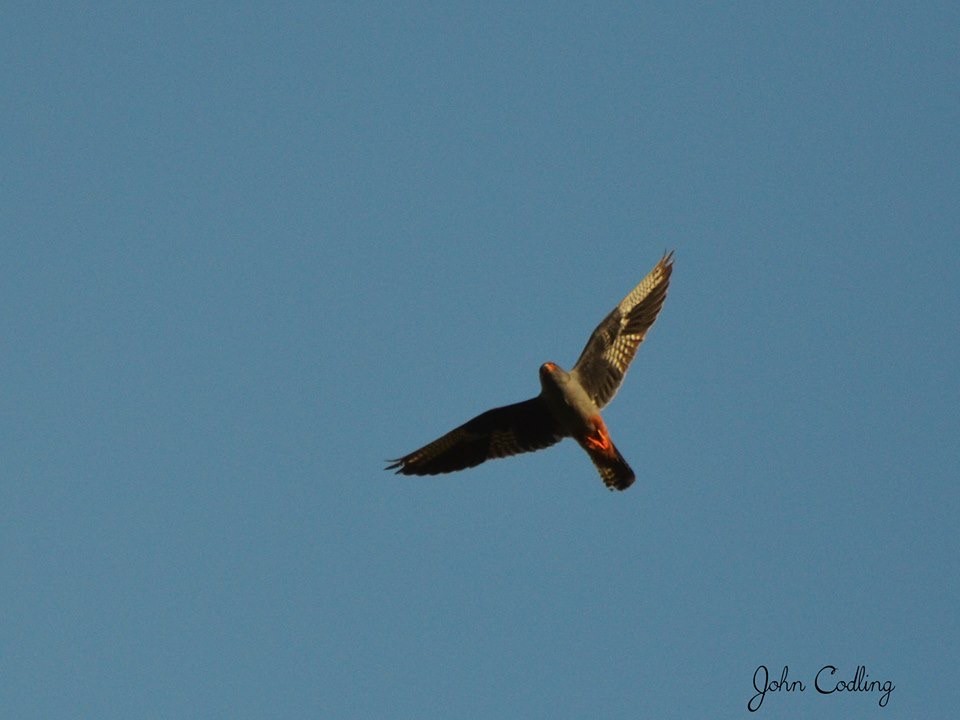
539, 361, 570, 388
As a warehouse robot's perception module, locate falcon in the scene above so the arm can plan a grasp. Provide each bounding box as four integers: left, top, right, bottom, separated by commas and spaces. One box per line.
387, 251, 674, 490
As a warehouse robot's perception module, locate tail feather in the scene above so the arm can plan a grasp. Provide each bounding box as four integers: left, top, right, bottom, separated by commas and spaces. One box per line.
585, 441, 636, 491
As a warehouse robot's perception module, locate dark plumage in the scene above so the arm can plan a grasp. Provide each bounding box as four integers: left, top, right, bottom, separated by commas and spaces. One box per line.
385, 399, 561, 475
388, 252, 673, 490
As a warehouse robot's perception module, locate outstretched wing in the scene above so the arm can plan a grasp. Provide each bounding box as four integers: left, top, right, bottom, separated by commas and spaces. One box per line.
387, 397, 563, 476
571, 251, 673, 408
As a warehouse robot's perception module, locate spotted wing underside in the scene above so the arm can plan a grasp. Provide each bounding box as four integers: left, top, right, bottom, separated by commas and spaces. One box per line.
572, 251, 673, 409
387, 397, 562, 476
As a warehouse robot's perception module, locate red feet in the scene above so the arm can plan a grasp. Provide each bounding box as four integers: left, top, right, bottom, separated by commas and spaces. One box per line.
584, 416, 612, 453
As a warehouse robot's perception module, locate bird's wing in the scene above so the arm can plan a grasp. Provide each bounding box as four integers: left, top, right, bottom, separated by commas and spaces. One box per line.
571, 251, 673, 408
387, 397, 563, 476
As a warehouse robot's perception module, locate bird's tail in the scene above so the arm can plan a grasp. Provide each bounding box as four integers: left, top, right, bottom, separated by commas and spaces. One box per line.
587, 441, 636, 491
579, 416, 636, 491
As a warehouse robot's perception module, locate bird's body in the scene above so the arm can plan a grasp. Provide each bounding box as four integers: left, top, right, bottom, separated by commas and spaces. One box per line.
388, 252, 674, 491
537, 361, 634, 488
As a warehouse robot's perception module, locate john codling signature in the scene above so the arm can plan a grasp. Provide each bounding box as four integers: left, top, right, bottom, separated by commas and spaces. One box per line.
748, 664, 894, 711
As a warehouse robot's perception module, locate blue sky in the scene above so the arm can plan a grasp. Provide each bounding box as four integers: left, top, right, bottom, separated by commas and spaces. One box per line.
2, 3, 958, 718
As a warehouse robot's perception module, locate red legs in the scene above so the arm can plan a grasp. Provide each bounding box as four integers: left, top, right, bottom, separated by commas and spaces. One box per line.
584, 416, 612, 453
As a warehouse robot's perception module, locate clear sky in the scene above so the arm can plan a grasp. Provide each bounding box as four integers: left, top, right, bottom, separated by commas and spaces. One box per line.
2, 3, 958, 718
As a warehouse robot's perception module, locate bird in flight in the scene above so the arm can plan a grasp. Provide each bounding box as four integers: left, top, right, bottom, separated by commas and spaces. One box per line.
387, 252, 674, 490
